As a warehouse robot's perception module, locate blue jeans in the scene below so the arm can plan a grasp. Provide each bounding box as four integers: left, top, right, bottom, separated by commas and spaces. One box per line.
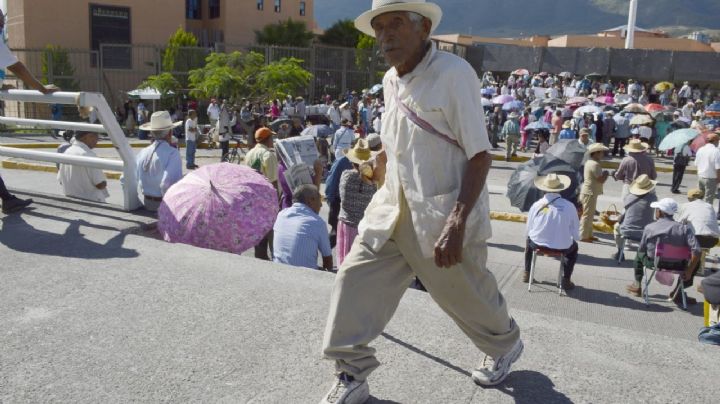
186, 140, 196, 168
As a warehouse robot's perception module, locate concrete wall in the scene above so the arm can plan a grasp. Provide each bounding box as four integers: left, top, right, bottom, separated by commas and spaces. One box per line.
219, 0, 315, 46
548, 35, 715, 53
7, 0, 183, 49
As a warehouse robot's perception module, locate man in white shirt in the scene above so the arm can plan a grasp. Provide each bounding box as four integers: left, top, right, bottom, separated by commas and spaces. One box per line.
331, 119, 355, 160
524, 174, 580, 288
694, 132, 720, 206
681, 101, 694, 120
136, 111, 183, 212
57, 132, 108, 203
206, 98, 220, 128
184, 109, 199, 169
326, 100, 341, 130
0, 8, 59, 214
677, 188, 720, 249
320, 4, 520, 403
678, 81, 692, 105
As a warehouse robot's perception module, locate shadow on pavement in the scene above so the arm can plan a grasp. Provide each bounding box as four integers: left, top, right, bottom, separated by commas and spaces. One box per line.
367, 396, 401, 404
488, 242, 525, 253
381, 332, 471, 377
496, 370, 572, 404
0, 210, 139, 259
569, 285, 673, 313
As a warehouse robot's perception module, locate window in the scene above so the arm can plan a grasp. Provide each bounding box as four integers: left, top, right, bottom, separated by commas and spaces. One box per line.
274, 0, 281, 13
186, 0, 202, 19
90, 4, 131, 69
209, 0, 220, 19
299, 1, 305, 16
257, 0, 263, 11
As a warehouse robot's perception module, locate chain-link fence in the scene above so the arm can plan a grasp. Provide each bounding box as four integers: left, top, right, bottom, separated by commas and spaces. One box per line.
3, 43, 385, 119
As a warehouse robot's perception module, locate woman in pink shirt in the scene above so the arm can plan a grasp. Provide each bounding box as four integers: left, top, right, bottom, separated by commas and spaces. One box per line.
519, 110, 530, 152
270, 99, 280, 120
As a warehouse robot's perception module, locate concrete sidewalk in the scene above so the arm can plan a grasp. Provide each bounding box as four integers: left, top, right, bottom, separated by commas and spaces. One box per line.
1, 189, 718, 403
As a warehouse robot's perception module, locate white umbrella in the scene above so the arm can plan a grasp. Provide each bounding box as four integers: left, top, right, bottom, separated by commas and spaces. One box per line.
127, 87, 173, 100
573, 105, 603, 118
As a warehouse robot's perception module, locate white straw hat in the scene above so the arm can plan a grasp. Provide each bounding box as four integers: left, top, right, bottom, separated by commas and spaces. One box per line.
534, 173, 571, 193
140, 111, 182, 132
355, 0, 443, 37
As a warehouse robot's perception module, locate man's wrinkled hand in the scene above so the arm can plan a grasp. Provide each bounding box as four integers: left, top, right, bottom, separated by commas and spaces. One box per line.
434, 212, 465, 268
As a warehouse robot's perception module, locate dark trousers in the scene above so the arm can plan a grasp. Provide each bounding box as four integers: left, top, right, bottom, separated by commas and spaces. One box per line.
524, 238, 579, 279
612, 137, 628, 157
327, 198, 341, 248
0, 174, 13, 201
671, 164, 686, 193
255, 230, 273, 260
634, 251, 699, 288
220, 140, 230, 161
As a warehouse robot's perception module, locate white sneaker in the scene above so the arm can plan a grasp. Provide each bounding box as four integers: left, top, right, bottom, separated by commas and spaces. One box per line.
471, 339, 524, 386
319, 374, 369, 404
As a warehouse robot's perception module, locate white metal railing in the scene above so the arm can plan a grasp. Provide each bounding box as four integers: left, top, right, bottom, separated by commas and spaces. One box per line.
0, 90, 141, 211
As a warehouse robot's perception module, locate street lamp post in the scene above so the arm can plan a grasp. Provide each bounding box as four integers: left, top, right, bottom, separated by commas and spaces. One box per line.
625, 0, 638, 49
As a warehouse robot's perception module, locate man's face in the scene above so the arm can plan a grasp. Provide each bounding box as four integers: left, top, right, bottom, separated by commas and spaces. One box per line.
79, 133, 99, 149
580, 134, 589, 144
371, 11, 429, 68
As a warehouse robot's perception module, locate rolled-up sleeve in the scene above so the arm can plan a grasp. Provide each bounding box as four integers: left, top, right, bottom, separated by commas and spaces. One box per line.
161, 150, 183, 195
445, 63, 491, 160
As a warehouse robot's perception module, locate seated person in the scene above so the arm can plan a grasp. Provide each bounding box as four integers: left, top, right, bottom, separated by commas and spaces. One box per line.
136, 111, 183, 212
677, 189, 720, 250
524, 173, 580, 290
58, 131, 109, 203
613, 174, 657, 259
701, 270, 720, 326
626, 198, 701, 306
273, 184, 333, 271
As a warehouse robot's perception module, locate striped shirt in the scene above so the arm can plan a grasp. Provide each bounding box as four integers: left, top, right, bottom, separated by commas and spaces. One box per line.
273, 203, 332, 269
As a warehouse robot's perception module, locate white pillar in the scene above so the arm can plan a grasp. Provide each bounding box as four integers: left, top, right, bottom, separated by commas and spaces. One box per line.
625, 0, 638, 49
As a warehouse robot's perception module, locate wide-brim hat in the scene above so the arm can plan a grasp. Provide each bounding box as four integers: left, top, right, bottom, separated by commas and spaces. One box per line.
629, 174, 657, 196
508, 112, 520, 119
355, 0, 443, 37
344, 138, 377, 165
139, 111, 182, 131
587, 143, 609, 154
534, 173, 571, 193
623, 139, 649, 153
562, 120, 572, 129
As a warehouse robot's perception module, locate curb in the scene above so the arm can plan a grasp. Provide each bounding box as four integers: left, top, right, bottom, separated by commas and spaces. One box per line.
1, 159, 122, 180
490, 154, 691, 174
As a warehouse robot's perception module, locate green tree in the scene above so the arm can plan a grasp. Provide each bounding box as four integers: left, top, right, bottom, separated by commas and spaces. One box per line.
187, 51, 265, 100
138, 72, 181, 109
41, 45, 79, 91
255, 18, 314, 47
355, 33, 381, 79
319, 19, 362, 48
162, 27, 201, 73
257, 57, 313, 99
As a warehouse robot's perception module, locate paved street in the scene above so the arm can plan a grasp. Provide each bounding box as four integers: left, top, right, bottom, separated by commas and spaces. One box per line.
2, 156, 719, 402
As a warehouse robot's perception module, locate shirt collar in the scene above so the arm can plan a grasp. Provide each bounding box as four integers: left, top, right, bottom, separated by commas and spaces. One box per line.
393, 42, 437, 84
291, 202, 317, 216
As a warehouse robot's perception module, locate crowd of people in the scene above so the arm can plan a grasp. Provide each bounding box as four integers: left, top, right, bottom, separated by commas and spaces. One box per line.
3, 2, 720, 403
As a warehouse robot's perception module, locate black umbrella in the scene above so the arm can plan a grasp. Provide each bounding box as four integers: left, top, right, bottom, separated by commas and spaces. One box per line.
506, 148, 583, 212
269, 118, 293, 132
544, 139, 587, 169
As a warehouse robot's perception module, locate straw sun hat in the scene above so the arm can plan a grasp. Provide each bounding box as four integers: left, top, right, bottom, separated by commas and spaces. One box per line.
628, 174, 657, 196
623, 139, 649, 153
355, 0, 443, 37
534, 173, 571, 193
344, 138, 377, 165
139, 111, 182, 132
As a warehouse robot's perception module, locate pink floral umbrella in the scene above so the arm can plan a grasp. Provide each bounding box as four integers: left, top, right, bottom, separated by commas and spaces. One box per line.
158, 163, 279, 254
691, 131, 714, 153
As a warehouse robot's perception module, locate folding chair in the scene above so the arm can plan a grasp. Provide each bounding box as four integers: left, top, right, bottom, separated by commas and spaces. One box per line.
528, 247, 565, 295
642, 242, 692, 310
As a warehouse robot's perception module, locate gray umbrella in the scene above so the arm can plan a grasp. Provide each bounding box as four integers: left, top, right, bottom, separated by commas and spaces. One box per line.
301, 124, 334, 139
544, 139, 587, 169
506, 155, 580, 212
269, 118, 293, 132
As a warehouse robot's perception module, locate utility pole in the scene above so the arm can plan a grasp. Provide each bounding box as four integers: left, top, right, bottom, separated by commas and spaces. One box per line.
625, 0, 638, 49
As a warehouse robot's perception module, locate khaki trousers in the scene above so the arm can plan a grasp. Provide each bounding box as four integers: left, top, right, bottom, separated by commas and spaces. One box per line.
322, 193, 520, 380
579, 193, 598, 240
505, 134, 519, 159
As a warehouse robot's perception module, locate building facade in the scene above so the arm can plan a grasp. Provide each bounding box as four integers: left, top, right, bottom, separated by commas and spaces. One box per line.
6, 0, 315, 49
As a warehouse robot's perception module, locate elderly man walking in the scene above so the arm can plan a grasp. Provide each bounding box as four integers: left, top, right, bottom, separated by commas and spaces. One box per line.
502, 111, 521, 161
136, 111, 183, 212
319, 2, 521, 403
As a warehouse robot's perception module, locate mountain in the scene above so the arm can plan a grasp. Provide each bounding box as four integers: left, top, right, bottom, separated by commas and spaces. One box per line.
314, 0, 720, 37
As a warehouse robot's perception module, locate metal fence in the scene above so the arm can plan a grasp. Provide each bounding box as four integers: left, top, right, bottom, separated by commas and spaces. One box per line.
3, 43, 384, 119
434, 40, 720, 85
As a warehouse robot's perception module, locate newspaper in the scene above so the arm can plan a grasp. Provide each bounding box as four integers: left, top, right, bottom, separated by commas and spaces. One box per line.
275, 135, 319, 191
275, 135, 319, 168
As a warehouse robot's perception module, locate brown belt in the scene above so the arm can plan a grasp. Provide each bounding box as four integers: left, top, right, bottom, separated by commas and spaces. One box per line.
144, 195, 163, 202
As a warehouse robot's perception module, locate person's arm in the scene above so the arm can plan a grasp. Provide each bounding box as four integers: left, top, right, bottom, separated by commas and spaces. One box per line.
318, 221, 333, 271
161, 150, 183, 195
313, 159, 323, 189
7, 62, 59, 93
372, 150, 387, 188
683, 226, 701, 281
434, 151, 492, 268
